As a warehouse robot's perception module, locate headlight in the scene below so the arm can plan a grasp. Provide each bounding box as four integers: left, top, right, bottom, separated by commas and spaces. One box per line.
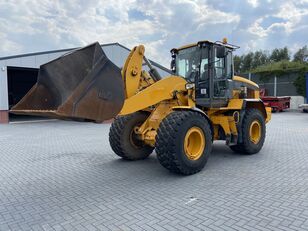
185, 83, 195, 89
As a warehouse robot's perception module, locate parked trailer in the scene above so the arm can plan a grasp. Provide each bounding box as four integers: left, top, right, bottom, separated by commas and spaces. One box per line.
261, 96, 291, 112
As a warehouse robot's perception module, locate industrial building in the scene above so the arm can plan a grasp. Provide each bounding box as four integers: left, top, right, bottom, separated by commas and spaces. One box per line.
0, 43, 171, 123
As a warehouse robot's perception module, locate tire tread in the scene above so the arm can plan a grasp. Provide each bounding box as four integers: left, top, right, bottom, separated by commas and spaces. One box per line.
230, 108, 266, 155
155, 111, 212, 175
109, 112, 153, 160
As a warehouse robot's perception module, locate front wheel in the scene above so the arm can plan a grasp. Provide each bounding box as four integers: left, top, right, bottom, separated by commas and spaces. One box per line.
155, 111, 212, 175
230, 108, 266, 154
109, 112, 154, 160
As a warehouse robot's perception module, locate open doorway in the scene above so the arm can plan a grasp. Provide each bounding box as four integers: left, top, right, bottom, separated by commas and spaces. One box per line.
7, 66, 47, 122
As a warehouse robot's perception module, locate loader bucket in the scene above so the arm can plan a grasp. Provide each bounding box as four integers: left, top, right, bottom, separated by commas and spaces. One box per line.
11, 42, 125, 122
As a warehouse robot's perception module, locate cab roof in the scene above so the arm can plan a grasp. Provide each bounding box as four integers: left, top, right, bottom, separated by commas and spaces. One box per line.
172, 40, 239, 52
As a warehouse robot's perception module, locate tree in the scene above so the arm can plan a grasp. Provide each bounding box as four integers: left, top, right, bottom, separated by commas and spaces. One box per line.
233, 55, 242, 74
270, 47, 290, 62
293, 45, 308, 63
294, 75, 306, 97
241, 52, 254, 72
251, 50, 269, 69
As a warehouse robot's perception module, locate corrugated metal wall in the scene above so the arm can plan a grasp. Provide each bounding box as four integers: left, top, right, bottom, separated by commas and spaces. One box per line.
0, 51, 68, 69
0, 67, 8, 110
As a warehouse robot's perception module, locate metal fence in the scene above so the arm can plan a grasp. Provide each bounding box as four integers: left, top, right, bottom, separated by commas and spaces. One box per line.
240, 72, 299, 96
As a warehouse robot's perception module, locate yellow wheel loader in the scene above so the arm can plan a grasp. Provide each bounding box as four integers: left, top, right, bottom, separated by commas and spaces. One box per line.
12, 39, 271, 175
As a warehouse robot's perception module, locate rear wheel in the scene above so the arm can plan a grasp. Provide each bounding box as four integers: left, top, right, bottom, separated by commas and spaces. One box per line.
155, 111, 212, 175
230, 108, 266, 154
109, 112, 154, 160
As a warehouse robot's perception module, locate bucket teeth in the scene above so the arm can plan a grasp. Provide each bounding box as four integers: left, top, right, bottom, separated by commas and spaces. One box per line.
11, 42, 125, 122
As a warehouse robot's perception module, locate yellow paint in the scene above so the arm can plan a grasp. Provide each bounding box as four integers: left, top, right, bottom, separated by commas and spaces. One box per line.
172, 106, 194, 110
233, 76, 259, 89
207, 99, 243, 115
174, 91, 189, 106
143, 130, 157, 147
175, 39, 237, 51
177, 43, 198, 50
176, 40, 212, 50
210, 115, 238, 138
232, 89, 241, 99
249, 120, 261, 144
188, 88, 195, 107
213, 125, 219, 140
136, 100, 180, 147
228, 116, 238, 136
121, 47, 134, 81
138, 70, 155, 90
122, 45, 145, 98
118, 43, 271, 148
225, 99, 243, 109
119, 76, 187, 115
265, 107, 271, 123
184, 127, 205, 160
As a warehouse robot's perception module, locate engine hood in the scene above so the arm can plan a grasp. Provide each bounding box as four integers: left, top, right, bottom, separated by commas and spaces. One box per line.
233, 76, 259, 90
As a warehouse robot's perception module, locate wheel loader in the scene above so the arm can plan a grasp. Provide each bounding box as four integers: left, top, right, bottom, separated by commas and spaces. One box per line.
11, 39, 271, 175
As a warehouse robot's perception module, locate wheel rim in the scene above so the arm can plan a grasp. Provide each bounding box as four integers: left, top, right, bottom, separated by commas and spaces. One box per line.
129, 125, 143, 149
249, 120, 261, 144
184, 127, 205, 160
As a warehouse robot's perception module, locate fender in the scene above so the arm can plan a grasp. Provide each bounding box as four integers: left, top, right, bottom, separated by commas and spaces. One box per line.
242, 99, 271, 123
172, 106, 214, 137
172, 106, 208, 118
236, 99, 271, 143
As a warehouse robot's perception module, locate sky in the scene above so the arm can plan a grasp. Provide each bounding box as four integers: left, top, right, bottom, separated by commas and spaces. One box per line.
0, 0, 307, 66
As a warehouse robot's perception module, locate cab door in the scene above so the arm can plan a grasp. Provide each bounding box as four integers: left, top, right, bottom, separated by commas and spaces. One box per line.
195, 45, 210, 103
211, 45, 233, 107
195, 45, 233, 108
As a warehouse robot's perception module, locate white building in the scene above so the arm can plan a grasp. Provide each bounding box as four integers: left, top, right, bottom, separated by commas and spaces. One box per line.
0, 43, 171, 123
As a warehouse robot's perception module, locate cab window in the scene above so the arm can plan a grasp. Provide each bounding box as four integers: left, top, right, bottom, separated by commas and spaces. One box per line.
176, 46, 201, 82
214, 47, 233, 79
214, 48, 225, 79
226, 52, 233, 78
200, 47, 209, 81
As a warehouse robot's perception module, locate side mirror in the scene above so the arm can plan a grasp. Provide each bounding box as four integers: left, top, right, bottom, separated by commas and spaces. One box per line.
170, 59, 176, 73
216, 46, 227, 58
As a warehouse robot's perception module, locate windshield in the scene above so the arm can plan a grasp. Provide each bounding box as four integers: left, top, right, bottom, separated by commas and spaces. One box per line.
176, 46, 201, 82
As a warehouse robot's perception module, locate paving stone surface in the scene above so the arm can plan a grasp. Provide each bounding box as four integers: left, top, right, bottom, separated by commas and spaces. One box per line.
1, 112, 308, 231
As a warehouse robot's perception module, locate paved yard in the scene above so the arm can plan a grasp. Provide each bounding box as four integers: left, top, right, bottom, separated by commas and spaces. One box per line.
1, 112, 308, 231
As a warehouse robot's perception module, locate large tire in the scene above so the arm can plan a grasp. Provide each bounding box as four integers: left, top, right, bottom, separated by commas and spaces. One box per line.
109, 112, 154, 160
229, 144, 244, 153
230, 108, 266, 155
155, 111, 212, 175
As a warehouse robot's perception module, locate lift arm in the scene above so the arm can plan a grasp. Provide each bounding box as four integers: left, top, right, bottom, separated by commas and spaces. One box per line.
121, 45, 162, 98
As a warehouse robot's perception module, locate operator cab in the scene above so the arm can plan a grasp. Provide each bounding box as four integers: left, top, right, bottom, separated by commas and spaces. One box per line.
171, 39, 239, 108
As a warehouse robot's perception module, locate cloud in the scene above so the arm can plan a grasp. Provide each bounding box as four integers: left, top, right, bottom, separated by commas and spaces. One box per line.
0, 0, 307, 66
247, 0, 259, 8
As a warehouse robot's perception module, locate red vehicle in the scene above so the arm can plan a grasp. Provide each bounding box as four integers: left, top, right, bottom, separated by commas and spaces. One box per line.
260, 89, 291, 112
